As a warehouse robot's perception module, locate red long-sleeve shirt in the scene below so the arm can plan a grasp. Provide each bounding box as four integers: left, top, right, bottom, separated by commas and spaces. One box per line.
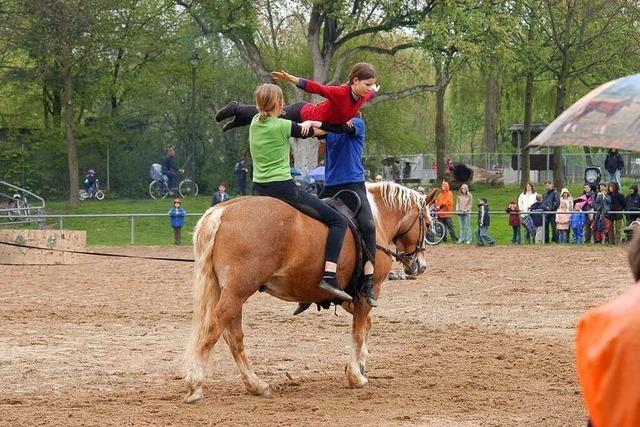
297, 79, 376, 124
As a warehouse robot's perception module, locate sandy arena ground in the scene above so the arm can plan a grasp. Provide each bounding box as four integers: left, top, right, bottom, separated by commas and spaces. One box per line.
0, 244, 632, 426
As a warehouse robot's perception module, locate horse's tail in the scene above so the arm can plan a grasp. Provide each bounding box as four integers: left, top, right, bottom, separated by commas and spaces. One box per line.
184, 206, 225, 385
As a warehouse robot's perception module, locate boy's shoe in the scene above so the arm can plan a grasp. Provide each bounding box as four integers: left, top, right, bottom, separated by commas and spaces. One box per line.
488, 242, 495, 246
476, 243, 485, 247
215, 101, 238, 122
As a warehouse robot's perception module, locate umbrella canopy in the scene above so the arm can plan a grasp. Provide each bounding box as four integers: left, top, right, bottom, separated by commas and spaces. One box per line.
306, 166, 325, 181
528, 73, 640, 151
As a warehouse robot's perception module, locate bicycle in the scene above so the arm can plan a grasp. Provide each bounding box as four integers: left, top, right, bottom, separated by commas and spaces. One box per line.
79, 179, 105, 201
424, 204, 446, 245
8, 192, 32, 222
149, 164, 199, 200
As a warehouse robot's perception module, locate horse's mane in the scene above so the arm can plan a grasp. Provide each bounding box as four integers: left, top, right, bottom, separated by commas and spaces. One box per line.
367, 182, 425, 213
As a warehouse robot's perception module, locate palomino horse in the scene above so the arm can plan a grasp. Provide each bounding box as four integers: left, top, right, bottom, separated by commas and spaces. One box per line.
184, 182, 435, 403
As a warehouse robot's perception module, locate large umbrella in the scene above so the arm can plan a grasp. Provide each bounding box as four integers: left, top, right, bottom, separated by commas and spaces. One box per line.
528, 73, 640, 150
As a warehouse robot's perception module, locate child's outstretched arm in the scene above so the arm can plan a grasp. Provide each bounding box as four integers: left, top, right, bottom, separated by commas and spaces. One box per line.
272, 70, 341, 99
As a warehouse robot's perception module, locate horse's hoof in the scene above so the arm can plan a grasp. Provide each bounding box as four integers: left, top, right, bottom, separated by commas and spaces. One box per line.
347, 375, 369, 389
255, 386, 272, 398
359, 363, 366, 375
184, 386, 203, 404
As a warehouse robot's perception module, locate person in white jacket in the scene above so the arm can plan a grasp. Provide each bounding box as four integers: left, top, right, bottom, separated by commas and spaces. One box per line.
518, 182, 539, 243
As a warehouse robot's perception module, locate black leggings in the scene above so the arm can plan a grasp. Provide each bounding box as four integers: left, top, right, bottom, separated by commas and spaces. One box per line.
253, 179, 347, 264
233, 101, 307, 128
321, 182, 376, 266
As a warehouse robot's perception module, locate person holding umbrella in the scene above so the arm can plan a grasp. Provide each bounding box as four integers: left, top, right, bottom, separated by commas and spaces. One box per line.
604, 149, 624, 189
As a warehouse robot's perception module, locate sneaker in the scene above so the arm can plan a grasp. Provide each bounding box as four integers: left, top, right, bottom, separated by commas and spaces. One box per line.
222, 117, 240, 132
319, 279, 352, 302
215, 101, 238, 122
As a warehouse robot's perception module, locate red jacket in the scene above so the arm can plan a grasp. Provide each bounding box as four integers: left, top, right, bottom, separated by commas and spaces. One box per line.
505, 206, 521, 226
299, 79, 375, 124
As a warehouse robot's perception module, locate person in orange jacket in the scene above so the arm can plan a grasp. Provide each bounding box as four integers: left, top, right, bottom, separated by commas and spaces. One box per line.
576, 232, 640, 427
435, 180, 458, 242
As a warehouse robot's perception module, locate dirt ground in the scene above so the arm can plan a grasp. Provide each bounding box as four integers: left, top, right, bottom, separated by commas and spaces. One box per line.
0, 244, 632, 426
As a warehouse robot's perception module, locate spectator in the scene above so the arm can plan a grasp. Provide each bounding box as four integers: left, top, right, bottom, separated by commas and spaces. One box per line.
505, 200, 521, 245
446, 157, 455, 173
571, 199, 586, 244
435, 180, 458, 243
476, 198, 495, 247
593, 183, 611, 244
556, 199, 571, 244
542, 180, 560, 243
607, 181, 625, 245
529, 194, 550, 244
375, 174, 383, 183
168, 197, 186, 245
625, 184, 640, 225
456, 184, 473, 244
84, 169, 96, 197
416, 186, 425, 195
518, 182, 538, 244
210, 182, 230, 207
604, 148, 624, 189
234, 158, 249, 196
559, 187, 573, 241
162, 146, 178, 190
581, 184, 596, 243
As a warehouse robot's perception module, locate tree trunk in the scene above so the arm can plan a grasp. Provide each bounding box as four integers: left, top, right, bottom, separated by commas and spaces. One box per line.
521, 70, 534, 187
290, 137, 319, 175
52, 88, 62, 128
62, 37, 79, 205
482, 56, 499, 153
553, 48, 570, 189
42, 84, 50, 129
435, 77, 447, 183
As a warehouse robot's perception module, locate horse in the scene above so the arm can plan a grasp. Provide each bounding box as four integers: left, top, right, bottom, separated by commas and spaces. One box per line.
562, 96, 634, 134
183, 182, 435, 403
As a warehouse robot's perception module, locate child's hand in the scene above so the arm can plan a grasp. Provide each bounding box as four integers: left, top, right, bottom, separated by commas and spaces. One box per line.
299, 121, 313, 136
371, 84, 380, 94
271, 70, 294, 83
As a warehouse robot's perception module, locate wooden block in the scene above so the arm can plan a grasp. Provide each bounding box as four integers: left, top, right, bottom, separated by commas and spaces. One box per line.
0, 229, 86, 265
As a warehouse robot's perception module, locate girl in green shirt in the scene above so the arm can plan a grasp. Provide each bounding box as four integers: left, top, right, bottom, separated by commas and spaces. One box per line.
250, 83, 351, 302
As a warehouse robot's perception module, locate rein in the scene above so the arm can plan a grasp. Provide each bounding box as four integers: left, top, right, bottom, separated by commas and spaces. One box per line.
376, 205, 427, 269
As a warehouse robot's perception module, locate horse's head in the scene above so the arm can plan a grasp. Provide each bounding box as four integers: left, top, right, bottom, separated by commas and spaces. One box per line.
374, 183, 437, 276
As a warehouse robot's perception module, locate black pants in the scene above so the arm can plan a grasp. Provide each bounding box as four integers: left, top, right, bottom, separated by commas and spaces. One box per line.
440, 217, 458, 241
234, 101, 307, 128
253, 179, 347, 263
321, 182, 376, 266
545, 214, 557, 243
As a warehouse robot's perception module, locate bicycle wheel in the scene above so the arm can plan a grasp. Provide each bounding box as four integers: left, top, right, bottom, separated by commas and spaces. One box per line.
95, 190, 105, 201
424, 221, 446, 245
179, 179, 198, 197
7, 201, 19, 222
149, 180, 168, 200
78, 189, 88, 201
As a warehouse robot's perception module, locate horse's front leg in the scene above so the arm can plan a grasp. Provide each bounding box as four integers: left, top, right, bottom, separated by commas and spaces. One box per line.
346, 299, 372, 388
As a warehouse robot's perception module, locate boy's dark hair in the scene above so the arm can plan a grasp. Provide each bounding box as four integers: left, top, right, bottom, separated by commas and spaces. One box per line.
479, 197, 487, 204
544, 180, 553, 185
536, 194, 543, 201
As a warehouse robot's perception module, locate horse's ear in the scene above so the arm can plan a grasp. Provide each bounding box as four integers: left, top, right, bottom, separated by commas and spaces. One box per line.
424, 189, 438, 205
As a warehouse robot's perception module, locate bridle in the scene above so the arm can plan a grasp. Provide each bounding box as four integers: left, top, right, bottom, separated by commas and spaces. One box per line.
376, 203, 428, 271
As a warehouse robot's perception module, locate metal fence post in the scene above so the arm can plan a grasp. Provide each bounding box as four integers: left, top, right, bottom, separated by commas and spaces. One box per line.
130, 215, 135, 244
59, 217, 64, 230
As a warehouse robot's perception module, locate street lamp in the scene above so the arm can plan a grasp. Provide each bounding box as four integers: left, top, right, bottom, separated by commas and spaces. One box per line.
189, 51, 201, 184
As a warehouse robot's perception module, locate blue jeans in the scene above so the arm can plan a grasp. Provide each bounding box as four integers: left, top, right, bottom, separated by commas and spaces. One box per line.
608, 170, 621, 189
511, 225, 521, 244
558, 229, 568, 243
477, 226, 495, 246
457, 214, 472, 243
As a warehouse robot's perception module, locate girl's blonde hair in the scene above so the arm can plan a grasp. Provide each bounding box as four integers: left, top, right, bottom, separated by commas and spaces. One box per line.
255, 83, 284, 121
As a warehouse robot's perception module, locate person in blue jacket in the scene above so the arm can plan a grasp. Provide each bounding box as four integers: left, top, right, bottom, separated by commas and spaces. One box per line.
211, 182, 230, 207
168, 197, 186, 245
292, 116, 377, 315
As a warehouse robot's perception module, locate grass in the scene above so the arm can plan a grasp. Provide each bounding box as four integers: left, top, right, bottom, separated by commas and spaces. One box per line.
23, 184, 591, 246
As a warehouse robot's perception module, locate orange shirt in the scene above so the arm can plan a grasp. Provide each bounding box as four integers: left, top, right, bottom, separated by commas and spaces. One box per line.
576, 284, 640, 427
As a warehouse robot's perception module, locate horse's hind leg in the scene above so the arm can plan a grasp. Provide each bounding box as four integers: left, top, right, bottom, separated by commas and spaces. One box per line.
184, 288, 247, 403
223, 311, 271, 397
346, 301, 372, 388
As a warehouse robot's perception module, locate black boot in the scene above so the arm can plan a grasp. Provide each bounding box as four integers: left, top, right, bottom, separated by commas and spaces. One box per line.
362, 275, 378, 307
215, 101, 238, 122
319, 279, 352, 302
293, 303, 311, 315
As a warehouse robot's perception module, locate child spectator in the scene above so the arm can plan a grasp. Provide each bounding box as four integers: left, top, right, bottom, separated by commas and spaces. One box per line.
556, 199, 571, 244
626, 184, 640, 225
168, 198, 186, 245
518, 182, 538, 243
529, 194, 550, 243
84, 169, 96, 197
571, 198, 586, 244
607, 181, 625, 244
476, 198, 495, 247
211, 182, 230, 207
505, 200, 521, 244
435, 180, 458, 243
593, 183, 611, 244
581, 184, 596, 243
456, 184, 473, 244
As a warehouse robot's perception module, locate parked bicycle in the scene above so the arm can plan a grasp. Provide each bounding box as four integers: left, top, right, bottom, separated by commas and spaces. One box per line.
78, 179, 105, 201
424, 204, 446, 245
148, 163, 198, 200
